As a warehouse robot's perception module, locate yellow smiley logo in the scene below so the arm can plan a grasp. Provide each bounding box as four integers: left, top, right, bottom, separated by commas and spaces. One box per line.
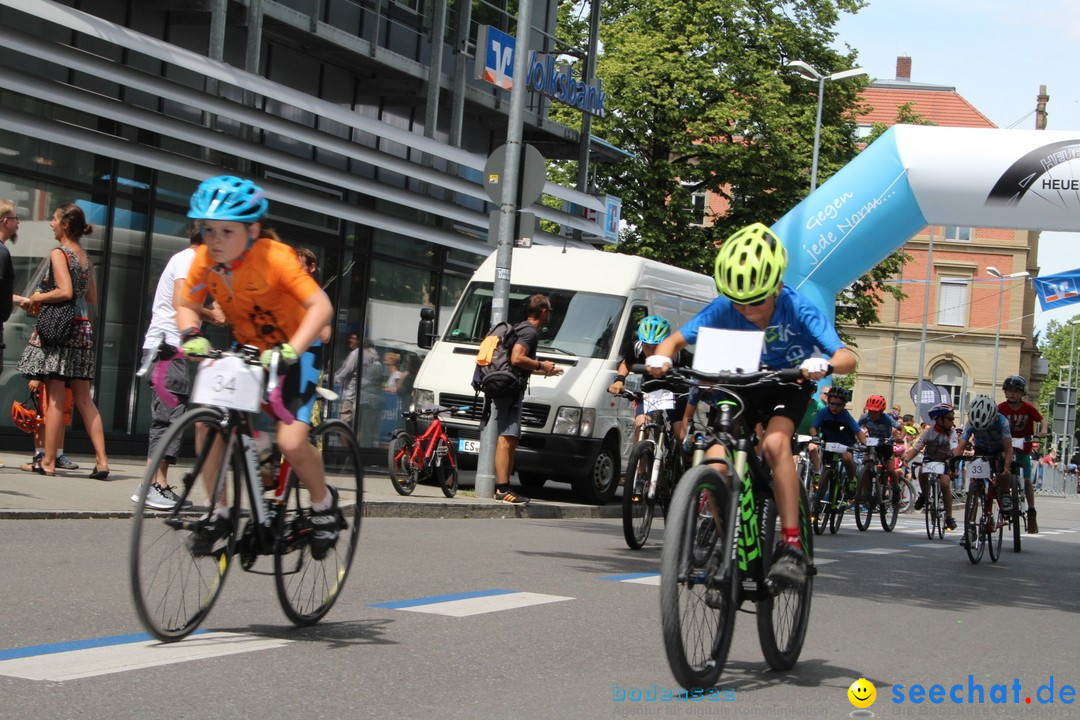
848, 678, 876, 709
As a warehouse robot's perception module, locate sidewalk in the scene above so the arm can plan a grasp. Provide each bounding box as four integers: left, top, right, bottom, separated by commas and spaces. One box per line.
0, 453, 621, 520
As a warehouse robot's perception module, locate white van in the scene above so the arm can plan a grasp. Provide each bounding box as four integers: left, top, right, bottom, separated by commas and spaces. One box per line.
411, 246, 716, 503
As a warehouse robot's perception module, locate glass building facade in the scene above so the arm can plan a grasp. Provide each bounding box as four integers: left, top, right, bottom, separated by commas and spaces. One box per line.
0, 0, 609, 455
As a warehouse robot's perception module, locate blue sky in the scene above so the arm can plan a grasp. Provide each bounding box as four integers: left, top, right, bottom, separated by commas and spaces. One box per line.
831, 0, 1080, 336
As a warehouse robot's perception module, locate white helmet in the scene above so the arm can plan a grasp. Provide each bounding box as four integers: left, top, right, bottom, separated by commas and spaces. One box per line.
968, 394, 998, 431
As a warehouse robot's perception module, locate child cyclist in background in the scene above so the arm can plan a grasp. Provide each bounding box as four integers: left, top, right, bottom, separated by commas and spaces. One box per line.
857, 395, 905, 506
648, 223, 857, 586
608, 315, 690, 446
175, 176, 339, 558
810, 386, 867, 492
998, 375, 1040, 533
954, 393, 1015, 516
901, 403, 958, 530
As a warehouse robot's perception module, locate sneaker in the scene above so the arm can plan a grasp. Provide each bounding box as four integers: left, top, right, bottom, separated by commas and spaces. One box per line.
1027, 509, 1038, 534
56, 454, 79, 470
131, 484, 195, 510
766, 544, 807, 587
495, 486, 530, 504
306, 486, 345, 560
945, 516, 957, 531
914, 493, 926, 511
21, 452, 43, 472
186, 513, 233, 557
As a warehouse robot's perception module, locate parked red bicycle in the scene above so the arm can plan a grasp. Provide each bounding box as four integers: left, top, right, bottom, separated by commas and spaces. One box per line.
388, 406, 464, 497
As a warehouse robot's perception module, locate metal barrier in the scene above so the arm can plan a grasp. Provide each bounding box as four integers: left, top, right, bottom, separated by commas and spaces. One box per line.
1034, 463, 1077, 498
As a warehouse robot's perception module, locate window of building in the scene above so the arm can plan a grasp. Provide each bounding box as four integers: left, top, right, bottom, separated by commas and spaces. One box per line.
931, 361, 965, 410
681, 182, 706, 225
943, 225, 971, 242
937, 276, 969, 326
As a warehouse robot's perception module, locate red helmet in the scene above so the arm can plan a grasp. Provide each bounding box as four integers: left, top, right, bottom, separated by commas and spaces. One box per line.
865, 395, 887, 412
11, 396, 42, 434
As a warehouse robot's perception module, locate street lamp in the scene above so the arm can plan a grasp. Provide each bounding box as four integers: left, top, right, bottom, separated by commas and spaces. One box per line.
1065, 318, 1080, 463
787, 61, 867, 192
986, 266, 1030, 391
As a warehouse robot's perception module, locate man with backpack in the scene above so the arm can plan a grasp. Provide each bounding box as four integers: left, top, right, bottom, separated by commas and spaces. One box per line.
493, 294, 563, 504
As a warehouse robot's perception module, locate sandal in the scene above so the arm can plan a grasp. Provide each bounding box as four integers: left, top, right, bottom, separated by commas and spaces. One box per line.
89, 465, 110, 480
32, 461, 56, 477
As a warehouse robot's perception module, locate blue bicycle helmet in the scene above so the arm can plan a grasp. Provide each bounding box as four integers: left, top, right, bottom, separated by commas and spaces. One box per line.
928, 403, 954, 421
637, 315, 672, 344
188, 175, 268, 222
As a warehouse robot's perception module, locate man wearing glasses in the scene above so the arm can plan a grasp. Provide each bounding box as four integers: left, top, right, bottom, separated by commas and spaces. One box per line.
902, 403, 958, 531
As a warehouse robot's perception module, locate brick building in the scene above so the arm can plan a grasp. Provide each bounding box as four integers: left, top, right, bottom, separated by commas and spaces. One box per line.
843, 56, 1042, 416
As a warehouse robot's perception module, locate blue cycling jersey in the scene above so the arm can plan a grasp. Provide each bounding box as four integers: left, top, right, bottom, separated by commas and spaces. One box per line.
859, 412, 901, 439
961, 413, 1011, 454
679, 285, 844, 369
812, 406, 859, 446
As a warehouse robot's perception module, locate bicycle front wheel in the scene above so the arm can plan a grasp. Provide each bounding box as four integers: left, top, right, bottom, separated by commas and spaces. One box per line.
659, 464, 736, 690
829, 471, 846, 534
130, 407, 239, 642
757, 484, 814, 671
623, 440, 657, 550
435, 438, 458, 498
812, 471, 830, 536
274, 419, 364, 625
879, 480, 899, 532
963, 485, 985, 564
988, 505, 1004, 563
854, 472, 874, 532
387, 431, 418, 495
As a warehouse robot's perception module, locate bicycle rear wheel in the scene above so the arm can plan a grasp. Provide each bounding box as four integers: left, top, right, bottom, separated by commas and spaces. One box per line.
1011, 477, 1022, 553
130, 407, 239, 642
659, 464, 736, 690
963, 485, 985, 564
897, 478, 915, 514
757, 483, 814, 670
623, 440, 657, 550
387, 431, 419, 495
274, 419, 364, 625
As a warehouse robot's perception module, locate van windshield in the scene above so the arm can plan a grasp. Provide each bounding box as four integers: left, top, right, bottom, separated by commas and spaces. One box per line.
444, 283, 625, 360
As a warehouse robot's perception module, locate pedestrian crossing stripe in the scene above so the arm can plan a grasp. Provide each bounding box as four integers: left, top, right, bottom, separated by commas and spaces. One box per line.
848, 548, 907, 555
0, 631, 291, 681
906, 543, 953, 550
369, 589, 573, 617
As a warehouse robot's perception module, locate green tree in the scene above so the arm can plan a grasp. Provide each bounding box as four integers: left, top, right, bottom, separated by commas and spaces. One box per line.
1037, 319, 1080, 436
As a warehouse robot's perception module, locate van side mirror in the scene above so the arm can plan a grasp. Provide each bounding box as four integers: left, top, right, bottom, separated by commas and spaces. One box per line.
417, 306, 437, 349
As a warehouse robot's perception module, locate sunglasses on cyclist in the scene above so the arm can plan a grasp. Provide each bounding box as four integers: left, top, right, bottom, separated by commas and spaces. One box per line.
733, 297, 769, 308
827, 401, 845, 407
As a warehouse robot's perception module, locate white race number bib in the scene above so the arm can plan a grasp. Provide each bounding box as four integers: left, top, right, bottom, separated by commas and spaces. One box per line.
192, 356, 265, 413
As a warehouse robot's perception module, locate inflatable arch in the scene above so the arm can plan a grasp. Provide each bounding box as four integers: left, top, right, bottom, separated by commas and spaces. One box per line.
773, 125, 1080, 315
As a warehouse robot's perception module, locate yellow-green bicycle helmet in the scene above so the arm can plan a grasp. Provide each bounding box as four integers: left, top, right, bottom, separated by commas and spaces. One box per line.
714, 223, 788, 304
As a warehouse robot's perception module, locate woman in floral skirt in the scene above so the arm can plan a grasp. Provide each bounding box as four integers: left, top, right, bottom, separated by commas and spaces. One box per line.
16, 203, 109, 478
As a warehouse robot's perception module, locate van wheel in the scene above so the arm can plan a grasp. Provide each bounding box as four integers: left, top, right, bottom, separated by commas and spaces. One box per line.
572, 439, 620, 504
518, 473, 547, 491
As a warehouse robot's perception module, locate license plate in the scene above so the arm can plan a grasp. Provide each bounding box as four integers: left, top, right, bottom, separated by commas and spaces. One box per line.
458, 438, 481, 454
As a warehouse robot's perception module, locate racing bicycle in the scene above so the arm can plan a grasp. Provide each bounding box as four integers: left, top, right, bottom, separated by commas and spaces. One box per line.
645, 366, 815, 690
962, 455, 1005, 564
130, 346, 363, 641
388, 405, 464, 498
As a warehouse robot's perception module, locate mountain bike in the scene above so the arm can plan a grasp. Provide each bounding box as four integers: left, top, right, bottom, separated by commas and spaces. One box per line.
387, 405, 464, 498
649, 366, 815, 690
962, 455, 1004, 564
813, 441, 854, 535
918, 460, 947, 540
619, 386, 685, 550
1008, 440, 1028, 552
130, 346, 363, 641
854, 438, 900, 532
794, 434, 819, 510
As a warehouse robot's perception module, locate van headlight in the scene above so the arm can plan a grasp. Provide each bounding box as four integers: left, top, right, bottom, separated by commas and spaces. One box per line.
553, 407, 595, 437
414, 389, 434, 410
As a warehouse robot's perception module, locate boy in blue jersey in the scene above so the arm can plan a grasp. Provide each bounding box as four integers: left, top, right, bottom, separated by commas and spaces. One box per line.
954, 393, 1015, 515
810, 386, 867, 487
648, 223, 857, 586
857, 394, 905, 504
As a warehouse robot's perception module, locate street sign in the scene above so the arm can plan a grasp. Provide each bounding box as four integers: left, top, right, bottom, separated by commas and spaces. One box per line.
484, 143, 546, 206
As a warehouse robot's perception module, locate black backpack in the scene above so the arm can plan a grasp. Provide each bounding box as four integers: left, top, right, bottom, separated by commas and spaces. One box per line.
471, 321, 527, 398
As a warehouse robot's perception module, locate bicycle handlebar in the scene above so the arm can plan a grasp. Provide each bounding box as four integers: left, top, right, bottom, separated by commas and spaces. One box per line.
629, 363, 810, 389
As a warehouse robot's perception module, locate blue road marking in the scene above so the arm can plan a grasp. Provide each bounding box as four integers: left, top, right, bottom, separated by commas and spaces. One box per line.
600, 572, 660, 582
0, 629, 209, 661
370, 589, 517, 609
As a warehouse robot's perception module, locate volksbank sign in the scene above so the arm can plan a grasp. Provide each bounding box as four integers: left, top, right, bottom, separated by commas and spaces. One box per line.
475, 25, 607, 117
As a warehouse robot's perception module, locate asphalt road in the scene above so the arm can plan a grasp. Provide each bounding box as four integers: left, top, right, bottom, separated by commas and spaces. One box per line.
3, 497, 1080, 720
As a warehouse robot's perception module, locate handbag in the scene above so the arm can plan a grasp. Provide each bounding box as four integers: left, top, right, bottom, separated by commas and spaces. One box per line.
36, 300, 77, 346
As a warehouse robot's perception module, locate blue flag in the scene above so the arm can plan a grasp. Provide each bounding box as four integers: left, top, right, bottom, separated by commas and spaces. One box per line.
1034, 270, 1080, 311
